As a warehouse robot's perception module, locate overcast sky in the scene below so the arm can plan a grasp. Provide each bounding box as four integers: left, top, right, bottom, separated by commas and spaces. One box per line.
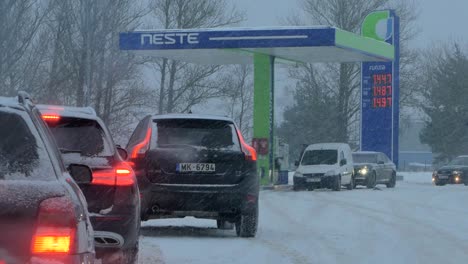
234, 0, 468, 48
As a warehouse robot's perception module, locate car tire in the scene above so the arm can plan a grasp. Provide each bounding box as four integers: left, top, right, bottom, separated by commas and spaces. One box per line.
332, 175, 341, 191
346, 175, 354, 190
293, 184, 300, 191
367, 172, 376, 189
386, 172, 396, 188
217, 220, 234, 230
307, 186, 314, 191
236, 206, 258, 238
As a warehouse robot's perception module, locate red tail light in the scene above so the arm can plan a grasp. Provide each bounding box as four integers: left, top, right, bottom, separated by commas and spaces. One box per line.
32, 196, 76, 254
92, 162, 135, 186
41, 114, 60, 122
131, 127, 152, 159
236, 129, 257, 161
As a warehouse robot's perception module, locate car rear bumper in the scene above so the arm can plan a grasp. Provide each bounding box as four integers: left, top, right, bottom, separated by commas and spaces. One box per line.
91, 208, 140, 253
29, 253, 95, 264
141, 174, 259, 219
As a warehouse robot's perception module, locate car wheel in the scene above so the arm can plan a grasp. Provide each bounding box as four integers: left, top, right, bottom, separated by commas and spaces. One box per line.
367, 172, 376, 189
346, 175, 354, 190
386, 172, 396, 188
293, 184, 300, 191
217, 220, 234, 230
332, 175, 341, 191
235, 206, 258, 238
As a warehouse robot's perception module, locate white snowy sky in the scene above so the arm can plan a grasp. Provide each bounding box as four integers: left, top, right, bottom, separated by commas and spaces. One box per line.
234, 0, 468, 48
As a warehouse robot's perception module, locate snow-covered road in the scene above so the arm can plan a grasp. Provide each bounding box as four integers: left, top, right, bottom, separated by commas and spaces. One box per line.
138, 173, 468, 264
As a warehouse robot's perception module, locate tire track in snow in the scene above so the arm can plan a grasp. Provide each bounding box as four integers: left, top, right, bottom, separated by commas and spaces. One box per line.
259, 191, 346, 264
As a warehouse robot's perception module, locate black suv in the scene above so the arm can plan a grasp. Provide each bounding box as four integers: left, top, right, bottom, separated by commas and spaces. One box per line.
0, 93, 95, 264
38, 105, 140, 264
127, 114, 259, 237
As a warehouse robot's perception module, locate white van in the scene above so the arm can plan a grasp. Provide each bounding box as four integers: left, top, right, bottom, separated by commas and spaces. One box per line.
293, 143, 354, 191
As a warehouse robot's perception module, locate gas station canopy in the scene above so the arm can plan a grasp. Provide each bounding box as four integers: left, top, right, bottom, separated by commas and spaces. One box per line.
119, 27, 394, 64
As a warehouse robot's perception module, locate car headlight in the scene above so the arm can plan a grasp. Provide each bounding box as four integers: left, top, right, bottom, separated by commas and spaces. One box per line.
358, 167, 369, 175
294, 171, 303, 177
452, 171, 463, 175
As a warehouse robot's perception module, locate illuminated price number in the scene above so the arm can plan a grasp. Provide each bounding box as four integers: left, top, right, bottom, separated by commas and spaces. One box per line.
373, 86, 392, 96
373, 73, 392, 85
373, 97, 392, 108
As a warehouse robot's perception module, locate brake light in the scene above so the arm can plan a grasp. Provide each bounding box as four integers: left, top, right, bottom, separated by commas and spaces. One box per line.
32, 197, 76, 254
236, 129, 257, 161
92, 162, 135, 186
131, 127, 152, 159
42, 114, 60, 122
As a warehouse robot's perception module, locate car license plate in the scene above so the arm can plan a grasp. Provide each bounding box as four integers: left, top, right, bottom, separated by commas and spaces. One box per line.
177, 163, 215, 172
306, 178, 321, 183
438, 175, 448, 179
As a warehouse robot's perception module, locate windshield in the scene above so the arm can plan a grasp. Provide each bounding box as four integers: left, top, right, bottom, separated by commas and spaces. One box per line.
301, 150, 338, 165
46, 117, 113, 157
448, 157, 468, 166
154, 119, 241, 151
352, 154, 378, 164
0, 110, 55, 180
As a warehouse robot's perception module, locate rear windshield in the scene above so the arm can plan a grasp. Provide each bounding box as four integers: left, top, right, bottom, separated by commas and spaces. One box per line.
301, 149, 338, 165
46, 117, 113, 157
0, 110, 55, 180
153, 119, 241, 151
352, 154, 378, 164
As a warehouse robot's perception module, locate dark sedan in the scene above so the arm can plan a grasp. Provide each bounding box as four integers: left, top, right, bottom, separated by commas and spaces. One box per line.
352, 151, 397, 188
432, 156, 468, 186
0, 93, 95, 264
39, 105, 140, 264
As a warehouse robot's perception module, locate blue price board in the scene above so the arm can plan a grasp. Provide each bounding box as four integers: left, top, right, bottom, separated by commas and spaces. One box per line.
361, 10, 399, 165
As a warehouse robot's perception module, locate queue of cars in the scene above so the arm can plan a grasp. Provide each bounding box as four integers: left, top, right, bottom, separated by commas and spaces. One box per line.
293, 143, 397, 191
0, 92, 259, 264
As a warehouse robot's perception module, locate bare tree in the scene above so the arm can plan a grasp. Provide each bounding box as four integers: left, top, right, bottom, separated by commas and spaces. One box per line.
0, 0, 49, 95
149, 0, 245, 114
221, 65, 254, 139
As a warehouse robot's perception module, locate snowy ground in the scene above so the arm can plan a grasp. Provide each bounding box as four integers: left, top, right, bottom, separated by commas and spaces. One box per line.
138, 172, 468, 264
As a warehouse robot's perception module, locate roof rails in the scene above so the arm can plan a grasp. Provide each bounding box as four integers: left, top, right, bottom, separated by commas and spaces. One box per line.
18, 91, 32, 104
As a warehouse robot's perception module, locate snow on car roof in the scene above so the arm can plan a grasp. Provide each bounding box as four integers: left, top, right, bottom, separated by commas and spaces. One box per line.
36, 104, 97, 120
0, 96, 21, 107
305, 143, 349, 150
152, 113, 234, 122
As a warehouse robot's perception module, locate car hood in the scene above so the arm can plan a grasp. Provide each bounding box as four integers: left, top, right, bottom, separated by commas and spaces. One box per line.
438, 165, 468, 173
299, 164, 339, 174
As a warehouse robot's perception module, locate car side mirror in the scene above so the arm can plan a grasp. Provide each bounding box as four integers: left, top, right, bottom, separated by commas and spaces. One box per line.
117, 146, 128, 160
378, 161, 385, 165
340, 159, 347, 166
68, 164, 93, 184
295, 160, 300, 167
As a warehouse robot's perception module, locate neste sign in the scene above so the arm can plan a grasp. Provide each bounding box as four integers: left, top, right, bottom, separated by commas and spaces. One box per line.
140, 33, 200, 45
